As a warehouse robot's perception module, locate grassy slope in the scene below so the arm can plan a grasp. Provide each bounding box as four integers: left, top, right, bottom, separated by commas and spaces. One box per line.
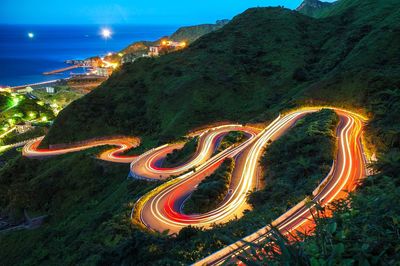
183, 158, 234, 214
120, 21, 227, 57
42, 0, 400, 152
100, 110, 339, 265
2, 0, 400, 264
249, 109, 338, 208
0, 110, 337, 265
0, 150, 159, 265
41, 7, 323, 146
170, 21, 228, 43
215, 131, 246, 154
162, 137, 198, 168
297, 0, 334, 17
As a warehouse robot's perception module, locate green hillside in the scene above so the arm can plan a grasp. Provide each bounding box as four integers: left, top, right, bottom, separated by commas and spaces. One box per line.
42, 0, 400, 152
1, 0, 400, 264
120, 20, 229, 57
170, 20, 229, 43
297, 0, 335, 17
41, 8, 326, 145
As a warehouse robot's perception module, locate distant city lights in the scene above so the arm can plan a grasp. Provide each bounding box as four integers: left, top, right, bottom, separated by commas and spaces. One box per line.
101, 28, 112, 39
28, 32, 34, 38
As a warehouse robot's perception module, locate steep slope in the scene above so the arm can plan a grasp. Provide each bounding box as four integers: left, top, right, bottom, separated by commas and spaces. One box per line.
2, 0, 400, 264
43, 0, 400, 150
42, 7, 328, 146
297, 0, 335, 17
120, 20, 229, 56
170, 20, 229, 43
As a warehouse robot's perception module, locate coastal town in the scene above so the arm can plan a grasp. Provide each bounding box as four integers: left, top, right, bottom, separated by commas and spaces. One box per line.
0, 19, 229, 233
0, 39, 188, 159
1, 38, 187, 94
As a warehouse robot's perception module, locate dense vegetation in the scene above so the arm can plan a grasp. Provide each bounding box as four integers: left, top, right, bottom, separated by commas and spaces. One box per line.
0, 94, 8, 110
297, 0, 335, 17
215, 131, 247, 154
162, 137, 198, 168
0, 149, 159, 265
42, 0, 400, 151
183, 158, 234, 214
120, 20, 229, 60
32, 86, 84, 111
0, 102, 338, 266
1, 127, 48, 145
1, 0, 400, 264
170, 20, 229, 43
0, 93, 54, 146
240, 168, 400, 265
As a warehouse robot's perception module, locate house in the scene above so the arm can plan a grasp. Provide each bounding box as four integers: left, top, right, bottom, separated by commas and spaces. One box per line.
16, 122, 34, 134
45, 87, 55, 94
94, 67, 112, 77
148, 46, 160, 57
16, 87, 33, 94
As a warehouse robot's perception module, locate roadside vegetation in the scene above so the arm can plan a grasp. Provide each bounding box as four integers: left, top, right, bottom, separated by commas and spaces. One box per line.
183, 158, 234, 214
215, 131, 247, 154
1, 127, 47, 146
0, 92, 54, 147
162, 137, 198, 168
0, 148, 159, 265
1, 0, 400, 264
32, 86, 84, 114
0, 107, 339, 265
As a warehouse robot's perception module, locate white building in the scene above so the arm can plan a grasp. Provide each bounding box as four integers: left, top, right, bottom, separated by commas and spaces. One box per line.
16, 87, 33, 94
148, 46, 160, 57
45, 87, 55, 94
16, 122, 33, 134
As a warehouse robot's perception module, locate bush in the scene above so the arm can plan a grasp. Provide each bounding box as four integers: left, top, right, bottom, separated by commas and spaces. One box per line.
183, 158, 235, 214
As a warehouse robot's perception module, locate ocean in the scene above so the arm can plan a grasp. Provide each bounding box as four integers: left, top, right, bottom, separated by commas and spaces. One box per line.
0, 24, 178, 86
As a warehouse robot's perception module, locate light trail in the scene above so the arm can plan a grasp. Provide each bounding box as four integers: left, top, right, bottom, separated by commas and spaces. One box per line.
21, 107, 367, 265
193, 108, 367, 265
23, 136, 141, 163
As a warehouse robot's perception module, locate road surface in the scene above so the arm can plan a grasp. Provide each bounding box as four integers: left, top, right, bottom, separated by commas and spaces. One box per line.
22, 107, 368, 265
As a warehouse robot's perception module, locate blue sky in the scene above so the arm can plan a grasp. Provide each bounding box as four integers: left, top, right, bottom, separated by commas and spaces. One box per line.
0, 0, 335, 25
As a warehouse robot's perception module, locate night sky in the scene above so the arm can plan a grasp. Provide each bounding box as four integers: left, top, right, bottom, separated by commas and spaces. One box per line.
0, 0, 335, 25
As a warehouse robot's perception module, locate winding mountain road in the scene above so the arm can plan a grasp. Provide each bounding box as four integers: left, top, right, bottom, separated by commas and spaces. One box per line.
22, 107, 367, 265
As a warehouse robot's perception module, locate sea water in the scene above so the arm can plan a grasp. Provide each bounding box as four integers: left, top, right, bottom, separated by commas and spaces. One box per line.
0, 24, 177, 86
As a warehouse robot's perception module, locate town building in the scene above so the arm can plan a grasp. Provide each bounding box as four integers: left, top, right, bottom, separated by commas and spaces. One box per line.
16, 122, 34, 134
45, 87, 55, 94
149, 46, 160, 57
16, 87, 33, 94
94, 67, 112, 77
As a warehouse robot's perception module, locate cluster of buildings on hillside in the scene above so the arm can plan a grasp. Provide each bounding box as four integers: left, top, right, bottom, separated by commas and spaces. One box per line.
121, 40, 187, 64
0, 39, 188, 96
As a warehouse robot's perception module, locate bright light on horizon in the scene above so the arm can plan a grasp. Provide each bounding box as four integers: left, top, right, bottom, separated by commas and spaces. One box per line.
101, 28, 112, 39
28, 32, 34, 38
